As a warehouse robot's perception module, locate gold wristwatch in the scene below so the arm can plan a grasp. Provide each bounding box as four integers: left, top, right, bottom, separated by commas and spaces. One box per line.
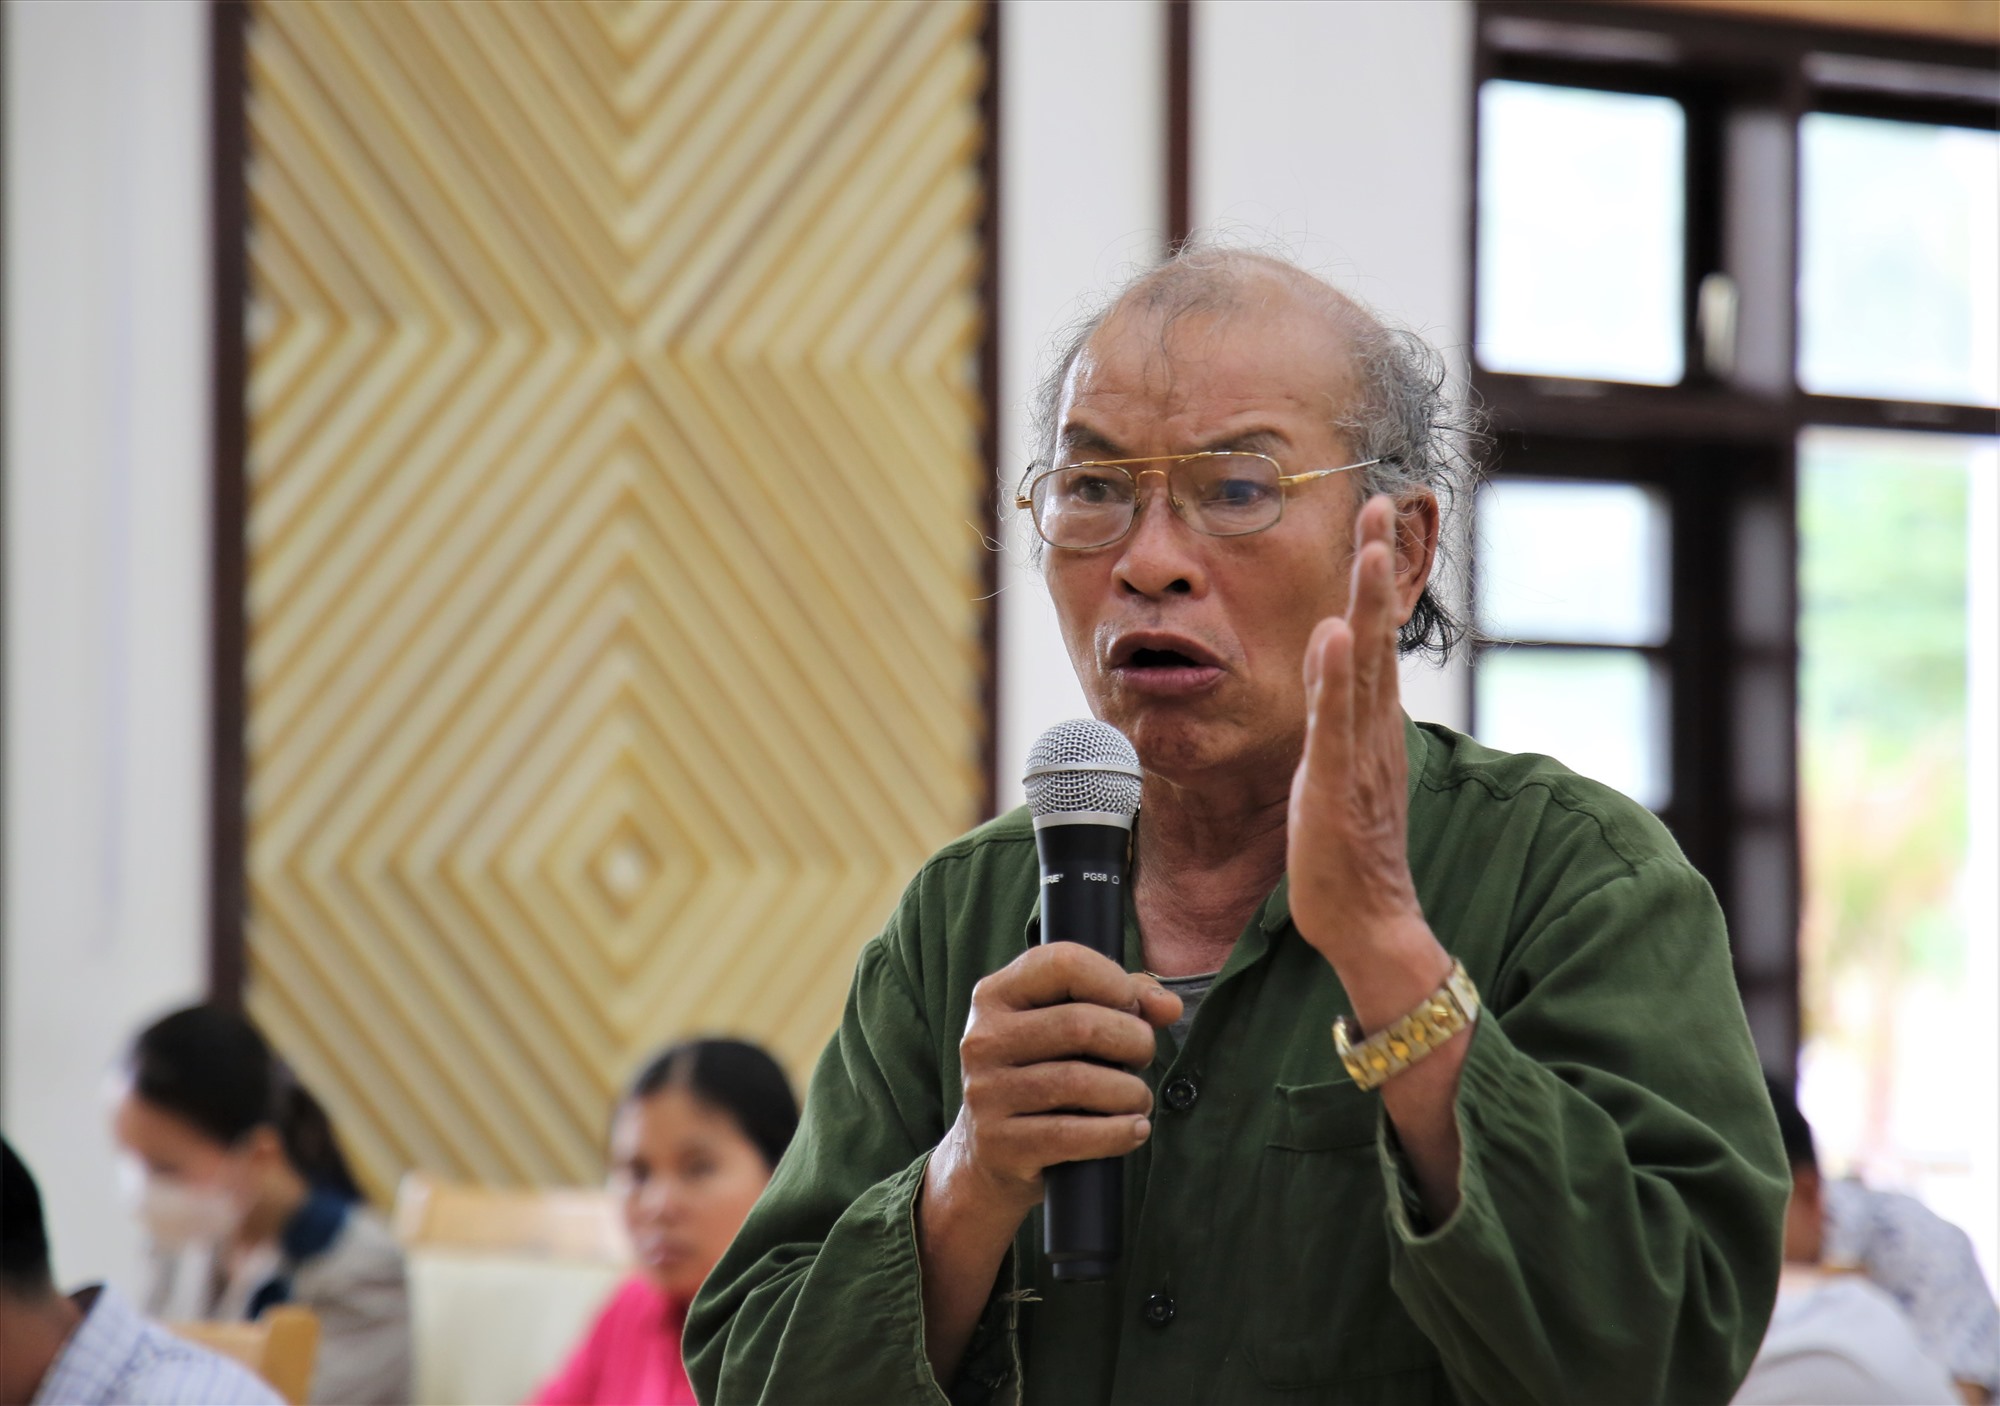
1333, 959, 1481, 1091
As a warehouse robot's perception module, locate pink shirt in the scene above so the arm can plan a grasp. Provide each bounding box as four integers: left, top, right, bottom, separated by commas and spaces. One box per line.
529, 1276, 696, 1406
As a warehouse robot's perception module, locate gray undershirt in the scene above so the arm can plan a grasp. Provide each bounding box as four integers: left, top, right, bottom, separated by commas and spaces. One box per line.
1155, 969, 1220, 1050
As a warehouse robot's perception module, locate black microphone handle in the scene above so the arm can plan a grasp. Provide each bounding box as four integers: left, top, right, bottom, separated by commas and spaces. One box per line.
1034, 819, 1132, 1284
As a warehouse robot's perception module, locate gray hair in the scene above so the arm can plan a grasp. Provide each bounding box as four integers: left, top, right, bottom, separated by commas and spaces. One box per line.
1021, 244, 1485, 663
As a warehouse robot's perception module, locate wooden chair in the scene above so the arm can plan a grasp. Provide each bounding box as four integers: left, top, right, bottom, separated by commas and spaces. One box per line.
169, 1305, 320, 1406
393, 1173, 629, 1405
391, 1171, 626, 1261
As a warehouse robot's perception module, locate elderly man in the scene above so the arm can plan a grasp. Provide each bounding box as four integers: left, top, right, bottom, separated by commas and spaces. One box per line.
685, 249, 1789, 1404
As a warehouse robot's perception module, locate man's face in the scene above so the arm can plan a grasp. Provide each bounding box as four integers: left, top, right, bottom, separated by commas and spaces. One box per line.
1043, 298, 1417, 785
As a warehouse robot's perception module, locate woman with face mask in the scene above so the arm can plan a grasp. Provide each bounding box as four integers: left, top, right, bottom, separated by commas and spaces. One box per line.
529, 1038, 797, 1406
112, 1005, 412, 1406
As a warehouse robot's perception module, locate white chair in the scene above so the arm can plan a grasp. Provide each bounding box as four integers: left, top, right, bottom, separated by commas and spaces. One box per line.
393, 1173, 629, 1406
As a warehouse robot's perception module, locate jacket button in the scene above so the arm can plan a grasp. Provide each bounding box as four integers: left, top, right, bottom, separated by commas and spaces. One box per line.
1163, 1077, 1198, 1113
1143, 1293, 1176, 1327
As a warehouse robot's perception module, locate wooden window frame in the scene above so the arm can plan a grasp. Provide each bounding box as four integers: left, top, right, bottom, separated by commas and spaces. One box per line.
1469, 0, 1999, 1074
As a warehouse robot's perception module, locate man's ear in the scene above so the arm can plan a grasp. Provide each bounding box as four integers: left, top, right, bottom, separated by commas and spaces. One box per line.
1392, 491, 1441, 620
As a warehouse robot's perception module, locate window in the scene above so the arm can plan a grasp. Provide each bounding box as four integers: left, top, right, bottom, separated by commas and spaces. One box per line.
1797, 427, 1995, 1280
1799, 115, 1999, 405
1477, 480, 1671, 644
1472, 3, 1998, 1098
1477, 83, 1688, 384
1475, 480, 1672, 807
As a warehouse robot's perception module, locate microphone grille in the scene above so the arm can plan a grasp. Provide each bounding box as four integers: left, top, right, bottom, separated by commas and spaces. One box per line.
1023, 719, 1142, 819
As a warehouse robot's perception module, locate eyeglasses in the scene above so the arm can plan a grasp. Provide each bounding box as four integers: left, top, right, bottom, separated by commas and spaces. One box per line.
1013, 452, 1383, 551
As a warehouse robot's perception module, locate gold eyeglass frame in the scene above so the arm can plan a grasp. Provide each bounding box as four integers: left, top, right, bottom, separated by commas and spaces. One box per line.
1013, 451, 1384, 550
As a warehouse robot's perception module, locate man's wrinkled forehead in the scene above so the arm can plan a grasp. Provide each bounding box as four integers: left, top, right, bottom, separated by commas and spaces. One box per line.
1064, 299, 1240, 396
1055, 294, 1359, 451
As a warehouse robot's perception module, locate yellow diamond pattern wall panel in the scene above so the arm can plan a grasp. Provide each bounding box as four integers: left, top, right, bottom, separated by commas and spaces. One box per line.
242, 0, 990, 1195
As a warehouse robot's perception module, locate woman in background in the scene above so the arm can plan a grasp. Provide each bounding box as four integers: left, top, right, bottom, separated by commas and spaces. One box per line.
112, 1005, 411, 1405
531, 1038, 798, 1406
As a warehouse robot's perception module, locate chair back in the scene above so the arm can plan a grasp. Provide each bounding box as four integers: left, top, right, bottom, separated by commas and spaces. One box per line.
169, 1305, 320, 1406
392, 1171, 627, 1260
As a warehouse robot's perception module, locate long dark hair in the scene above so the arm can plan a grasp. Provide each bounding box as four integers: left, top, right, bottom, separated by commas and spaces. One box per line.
627, 1038, 798, 1171
127, 1005, 362, 1201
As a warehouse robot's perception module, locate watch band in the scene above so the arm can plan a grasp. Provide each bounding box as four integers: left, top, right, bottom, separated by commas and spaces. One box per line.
1333, 959, 1480, 1091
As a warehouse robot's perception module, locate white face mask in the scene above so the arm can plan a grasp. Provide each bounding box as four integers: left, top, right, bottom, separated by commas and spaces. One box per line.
117, 1157, 245, 1250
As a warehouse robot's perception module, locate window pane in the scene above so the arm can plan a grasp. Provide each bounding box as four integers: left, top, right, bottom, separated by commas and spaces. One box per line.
1477, 81, 1686, 386
1799, 114, 2000, 406
1797, 426, 1997, 1285
1477, 480, 1670, 645
1474, 648, 1669, 808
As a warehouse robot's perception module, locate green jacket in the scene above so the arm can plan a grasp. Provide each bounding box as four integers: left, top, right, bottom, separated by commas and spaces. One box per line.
687, 721, 1789, 1404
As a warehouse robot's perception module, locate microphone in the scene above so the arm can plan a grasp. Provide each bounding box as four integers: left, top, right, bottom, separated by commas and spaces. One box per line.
1022, 718, 1143, 1283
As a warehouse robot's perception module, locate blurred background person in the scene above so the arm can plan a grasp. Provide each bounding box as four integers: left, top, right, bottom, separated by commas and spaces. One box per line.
111, 1006, 411, 1405
1, 1136, 281, 1406
529, 1038, 797, 1406
1744, 1076, 1997, 1404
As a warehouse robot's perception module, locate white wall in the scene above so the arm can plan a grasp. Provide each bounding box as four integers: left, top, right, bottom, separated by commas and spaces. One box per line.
1192, 0, 1474, 730
995, 0, 1164, 805
2, 0, 213, 1292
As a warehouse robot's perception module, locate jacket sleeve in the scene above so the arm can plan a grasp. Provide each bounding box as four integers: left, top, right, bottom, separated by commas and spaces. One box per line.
295, 1217, 413, 1406
685, 899, 1006, 1406
1382, 856, 1792, 1406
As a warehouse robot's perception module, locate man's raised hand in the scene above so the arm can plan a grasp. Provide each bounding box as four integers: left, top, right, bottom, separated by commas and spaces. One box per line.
1286, 494, 1433, 970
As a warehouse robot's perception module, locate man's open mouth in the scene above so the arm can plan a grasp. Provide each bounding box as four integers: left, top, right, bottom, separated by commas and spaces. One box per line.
1108, 635, 1225, 694
1128, 647, 1204, 670
1110, 633, 1223, 670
